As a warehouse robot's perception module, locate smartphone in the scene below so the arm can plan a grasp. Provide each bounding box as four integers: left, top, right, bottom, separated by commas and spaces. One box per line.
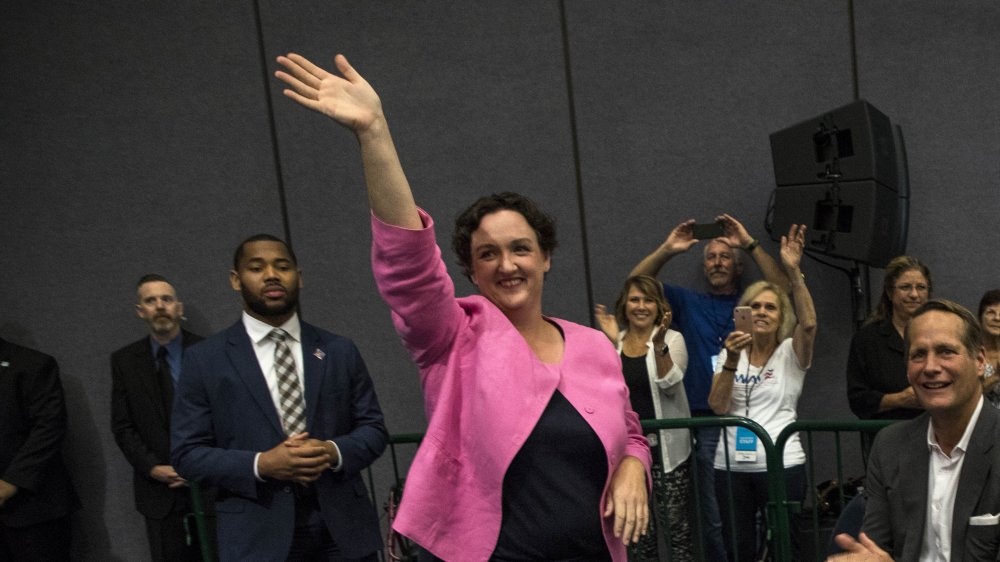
691, 222, 725, 240
734, 306, 753, 334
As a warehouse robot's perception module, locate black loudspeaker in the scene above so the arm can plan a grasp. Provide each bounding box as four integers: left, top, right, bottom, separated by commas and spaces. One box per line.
768, 100, 909, 268
771, 180, 905, 267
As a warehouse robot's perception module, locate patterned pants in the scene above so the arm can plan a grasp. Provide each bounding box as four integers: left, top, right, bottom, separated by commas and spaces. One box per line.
629, 458, 695, 562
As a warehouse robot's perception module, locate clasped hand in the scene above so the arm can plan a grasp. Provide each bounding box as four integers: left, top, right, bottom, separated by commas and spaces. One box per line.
258, 432, 336, 484
149, 465, 187, 489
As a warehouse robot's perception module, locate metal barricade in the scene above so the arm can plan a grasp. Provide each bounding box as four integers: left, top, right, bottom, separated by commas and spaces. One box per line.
188, 480, 215, 562
774, 419, 895, 562
644, 416, 784, 562
364, 418, 896, 562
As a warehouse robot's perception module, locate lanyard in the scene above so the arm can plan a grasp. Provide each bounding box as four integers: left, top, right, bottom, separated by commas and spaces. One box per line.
741, 347, 776, 418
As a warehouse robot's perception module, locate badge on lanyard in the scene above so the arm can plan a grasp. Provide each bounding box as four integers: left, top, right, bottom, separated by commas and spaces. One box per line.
735, 426, 758, 462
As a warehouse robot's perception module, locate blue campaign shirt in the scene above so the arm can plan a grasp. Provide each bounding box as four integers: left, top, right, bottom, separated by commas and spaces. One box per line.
150, 334, 184, 382
664, 283, 739, 412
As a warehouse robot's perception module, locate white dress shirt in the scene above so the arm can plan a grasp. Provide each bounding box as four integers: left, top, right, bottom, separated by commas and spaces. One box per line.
243, 311, 306, 414
920, 396, 985, 561
241, 311, 341, 478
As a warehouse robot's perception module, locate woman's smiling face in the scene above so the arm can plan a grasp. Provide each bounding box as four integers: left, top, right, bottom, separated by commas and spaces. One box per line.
469, 209, 550, 318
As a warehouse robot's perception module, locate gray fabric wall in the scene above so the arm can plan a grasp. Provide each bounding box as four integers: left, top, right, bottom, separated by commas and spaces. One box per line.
2, 1, 996, 559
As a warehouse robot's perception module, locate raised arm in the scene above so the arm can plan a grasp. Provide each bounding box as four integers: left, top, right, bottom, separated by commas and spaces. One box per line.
781, 224, 817, 368
629, 219, 698, 278
593, 304, 619, 343
650, 313, 677, 380
275, 53, 421, 229
717, 213, 791, 293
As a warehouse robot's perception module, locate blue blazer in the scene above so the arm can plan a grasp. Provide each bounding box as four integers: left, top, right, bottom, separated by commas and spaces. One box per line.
171, 320, 387, 561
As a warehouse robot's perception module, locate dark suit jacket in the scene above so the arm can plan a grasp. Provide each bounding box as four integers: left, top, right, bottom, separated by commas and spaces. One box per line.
0, 338, 79, 528
864, 402, 1000, 561
171, 319, 387, 562
111, 329, 207, 519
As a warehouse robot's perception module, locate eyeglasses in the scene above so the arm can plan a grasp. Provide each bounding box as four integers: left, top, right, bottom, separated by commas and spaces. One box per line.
894, 284, 929, 293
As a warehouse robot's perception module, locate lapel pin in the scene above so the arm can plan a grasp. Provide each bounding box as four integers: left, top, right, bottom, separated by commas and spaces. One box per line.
313, 349, 326, 360
0, 361, 8, 368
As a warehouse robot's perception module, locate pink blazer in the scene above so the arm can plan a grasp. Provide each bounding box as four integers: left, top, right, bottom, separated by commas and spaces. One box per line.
372, 210, 650, 562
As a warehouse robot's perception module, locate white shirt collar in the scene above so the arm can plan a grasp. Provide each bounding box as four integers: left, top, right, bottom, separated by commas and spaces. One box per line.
241, 311, 301, 345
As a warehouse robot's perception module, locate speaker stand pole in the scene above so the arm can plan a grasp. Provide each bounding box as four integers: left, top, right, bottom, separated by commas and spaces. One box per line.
850, 263, 869, 331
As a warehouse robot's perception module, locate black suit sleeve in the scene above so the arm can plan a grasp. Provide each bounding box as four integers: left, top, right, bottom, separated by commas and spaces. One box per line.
110, 353, 161, 477
2, 354, 68, 493
861, 427, 898, 556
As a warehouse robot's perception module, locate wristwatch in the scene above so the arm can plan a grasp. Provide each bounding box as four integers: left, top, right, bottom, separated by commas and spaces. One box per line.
657, 343, 669, 357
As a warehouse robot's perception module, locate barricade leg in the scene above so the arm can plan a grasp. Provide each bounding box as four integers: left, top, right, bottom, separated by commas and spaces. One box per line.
692, 426, 727, 561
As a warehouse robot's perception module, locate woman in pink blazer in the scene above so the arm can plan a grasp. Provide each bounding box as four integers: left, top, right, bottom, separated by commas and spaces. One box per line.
276, 53, 651, 562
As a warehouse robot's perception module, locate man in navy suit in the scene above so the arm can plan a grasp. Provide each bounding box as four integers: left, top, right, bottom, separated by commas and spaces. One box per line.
172, 234, 387, 561
111, 274, 212, 561
833, 299, 1000, 561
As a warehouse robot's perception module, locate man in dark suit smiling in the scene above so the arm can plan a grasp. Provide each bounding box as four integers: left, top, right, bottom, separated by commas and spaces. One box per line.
172, 234, 387, 562
834, 299, 1000, 561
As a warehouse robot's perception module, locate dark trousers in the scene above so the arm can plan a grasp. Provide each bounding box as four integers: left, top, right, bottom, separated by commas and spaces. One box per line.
0, 516, 72, 562
287, 490, 378, 562
145, 498, 214, 562
715, 464, 806, 562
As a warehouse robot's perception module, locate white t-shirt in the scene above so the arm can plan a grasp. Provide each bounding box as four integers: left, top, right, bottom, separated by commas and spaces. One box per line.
713, 338, 806, 471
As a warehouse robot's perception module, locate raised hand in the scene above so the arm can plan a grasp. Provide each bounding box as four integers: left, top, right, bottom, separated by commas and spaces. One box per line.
651, 309, 673, 349
594, 304, 619, 343
275, 53, 383, 134
663, 219, 699, 255
716, 213, 753, 249
780, 223, 807, 272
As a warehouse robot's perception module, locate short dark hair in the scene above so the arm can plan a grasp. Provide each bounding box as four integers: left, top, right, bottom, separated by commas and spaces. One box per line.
904, 298, 984, 357
136, 273, 170, 289
978, 290, 1000, 320
451, 192, 557, 280
233, 234, 297, 270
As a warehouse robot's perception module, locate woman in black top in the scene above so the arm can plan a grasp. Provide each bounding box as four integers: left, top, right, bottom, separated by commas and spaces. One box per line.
846, 256, 932, 419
